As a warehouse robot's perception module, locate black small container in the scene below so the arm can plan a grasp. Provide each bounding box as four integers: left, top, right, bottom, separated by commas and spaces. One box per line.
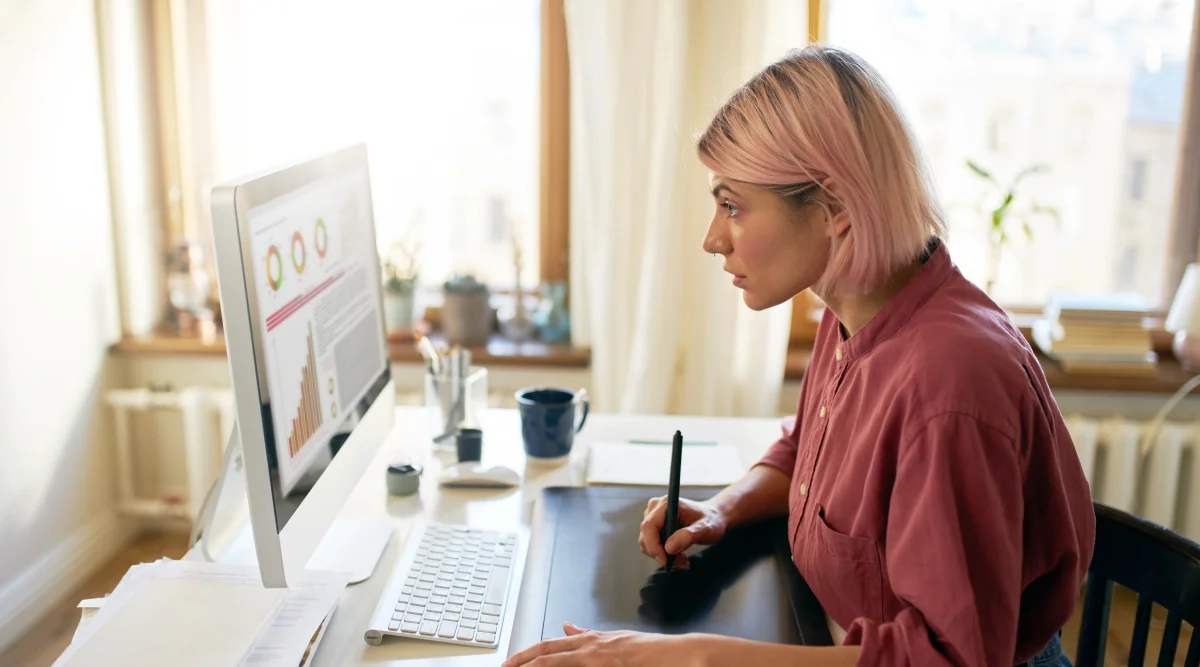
456, 428, 483, 462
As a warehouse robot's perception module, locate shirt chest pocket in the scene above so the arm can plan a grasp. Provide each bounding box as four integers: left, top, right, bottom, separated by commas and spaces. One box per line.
807, 504, 885, 627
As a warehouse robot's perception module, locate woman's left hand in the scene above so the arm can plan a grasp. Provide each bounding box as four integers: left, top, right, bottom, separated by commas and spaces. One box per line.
502, 623, 697, 667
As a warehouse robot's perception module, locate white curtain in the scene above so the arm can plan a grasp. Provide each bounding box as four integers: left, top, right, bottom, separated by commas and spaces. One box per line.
566, 0, 806, 416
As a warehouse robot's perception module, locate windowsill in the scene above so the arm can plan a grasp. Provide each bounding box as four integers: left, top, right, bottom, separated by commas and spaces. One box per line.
784, 311, 1193, 393
110, 333, 592, 368
112, 310, 1193, 393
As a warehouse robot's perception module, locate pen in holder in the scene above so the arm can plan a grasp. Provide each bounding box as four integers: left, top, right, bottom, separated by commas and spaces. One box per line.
425, 363, 488, 452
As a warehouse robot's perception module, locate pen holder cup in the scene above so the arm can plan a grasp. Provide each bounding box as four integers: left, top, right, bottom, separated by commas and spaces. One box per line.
425, 366, 488, 451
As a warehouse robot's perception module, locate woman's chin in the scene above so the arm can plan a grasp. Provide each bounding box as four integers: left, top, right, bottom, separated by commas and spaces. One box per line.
740, 290, 771, 311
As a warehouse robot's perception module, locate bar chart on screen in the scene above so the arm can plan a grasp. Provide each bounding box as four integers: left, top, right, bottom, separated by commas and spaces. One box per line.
286, 323, 324, 457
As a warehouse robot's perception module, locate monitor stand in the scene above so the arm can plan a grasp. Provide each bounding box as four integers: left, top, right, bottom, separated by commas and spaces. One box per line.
194, 425, 391, 584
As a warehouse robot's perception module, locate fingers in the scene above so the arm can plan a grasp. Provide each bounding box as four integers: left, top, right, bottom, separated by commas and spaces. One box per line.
663, 521, 711, 555
643, 496, 664, 518
563, 622, 588, 636
639, 500, 669, 564
502, 632, 591, 667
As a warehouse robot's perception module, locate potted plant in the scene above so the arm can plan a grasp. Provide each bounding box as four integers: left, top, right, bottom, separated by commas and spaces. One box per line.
442, 273, 492, 346
967, 160, 1059, 296
382, 238, 420, 334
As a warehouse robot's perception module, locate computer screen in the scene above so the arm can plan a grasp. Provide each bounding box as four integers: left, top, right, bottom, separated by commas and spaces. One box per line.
244, 164, 390, 531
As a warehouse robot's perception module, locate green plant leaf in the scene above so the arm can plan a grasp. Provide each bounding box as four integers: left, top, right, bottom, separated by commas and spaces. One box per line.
967, 159, 996, 183
1030, 203, 1059, 218
1022, 220, 1033, 240
1013, 163, 1049, 185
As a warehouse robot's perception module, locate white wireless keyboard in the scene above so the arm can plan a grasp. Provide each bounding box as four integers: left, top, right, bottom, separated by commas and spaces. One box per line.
364, 522, 519, 648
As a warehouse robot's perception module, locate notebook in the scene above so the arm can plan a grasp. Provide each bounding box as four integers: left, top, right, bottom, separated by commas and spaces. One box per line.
585, 442, 744, 486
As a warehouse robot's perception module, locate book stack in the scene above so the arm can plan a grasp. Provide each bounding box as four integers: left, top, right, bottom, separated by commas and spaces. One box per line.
1032, 292, 1155, 377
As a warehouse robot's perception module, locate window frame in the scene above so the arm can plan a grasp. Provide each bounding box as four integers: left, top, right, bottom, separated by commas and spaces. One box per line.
789, 0, 1200, 348
141, 0, 1200, 354
146, 0, 572, 336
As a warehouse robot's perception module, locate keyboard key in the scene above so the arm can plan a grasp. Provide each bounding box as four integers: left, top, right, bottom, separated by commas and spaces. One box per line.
389, 621, 400, 631
416, 581, 433, 591
392, 611, 405, 621
479, 622, 498, 634
476, 632, 496, 644
461, 617, 478, 628
424, 611, 442, 622
402, 585, 414, 595
427, 603, 445, 613
419, 573, 436, 582
463, 610, 480, 620
447, 603, 463, 613
444, 612, 461, 622
430, 595, 448, 604
467, 594, 484, 603
457, 627, 475, 641
483, 603, 502, 616
420, 620, 438, 636
481, 613, 500, 626
401, 622, 420, 633
468, 585, 485, 596
448, 595, 465, 604
485, 568, 510, 605
466, 601, 482, 611
405, 613, 423, 623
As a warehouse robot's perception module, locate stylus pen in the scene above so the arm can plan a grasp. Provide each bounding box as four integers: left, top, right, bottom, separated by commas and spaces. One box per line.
662, 429, 683, 569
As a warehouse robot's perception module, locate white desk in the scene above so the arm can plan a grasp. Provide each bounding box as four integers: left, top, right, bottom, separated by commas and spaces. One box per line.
192, 406, 783, 666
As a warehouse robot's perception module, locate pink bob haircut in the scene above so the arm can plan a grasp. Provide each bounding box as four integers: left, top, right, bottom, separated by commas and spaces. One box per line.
698, 44, 947, 298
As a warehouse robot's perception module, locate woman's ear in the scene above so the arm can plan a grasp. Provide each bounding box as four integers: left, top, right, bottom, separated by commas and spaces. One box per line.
820, 180, 852, 238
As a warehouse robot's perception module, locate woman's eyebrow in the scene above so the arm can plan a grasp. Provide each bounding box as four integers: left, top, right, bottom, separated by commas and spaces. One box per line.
711, 183, 738, 199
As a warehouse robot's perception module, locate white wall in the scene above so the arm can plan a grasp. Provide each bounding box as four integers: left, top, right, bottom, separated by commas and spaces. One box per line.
0, 0, 125, 648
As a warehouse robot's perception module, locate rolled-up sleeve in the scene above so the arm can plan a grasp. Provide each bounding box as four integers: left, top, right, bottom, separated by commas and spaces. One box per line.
845, 412, 1024, 667
757, 413, 800, 476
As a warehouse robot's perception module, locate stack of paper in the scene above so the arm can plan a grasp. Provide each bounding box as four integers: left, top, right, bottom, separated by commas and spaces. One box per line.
55, 560, 347, 667
585, 442, 744, 486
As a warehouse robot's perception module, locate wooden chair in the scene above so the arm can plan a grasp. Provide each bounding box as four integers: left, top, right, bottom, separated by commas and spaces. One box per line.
1076, 501, 1200, 667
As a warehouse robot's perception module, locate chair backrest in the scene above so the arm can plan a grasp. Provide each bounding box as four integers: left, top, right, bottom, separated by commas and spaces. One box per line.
1076, 501, 1200, 667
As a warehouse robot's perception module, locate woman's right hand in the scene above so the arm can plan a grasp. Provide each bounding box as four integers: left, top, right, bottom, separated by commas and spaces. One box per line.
638, 496, 728, 568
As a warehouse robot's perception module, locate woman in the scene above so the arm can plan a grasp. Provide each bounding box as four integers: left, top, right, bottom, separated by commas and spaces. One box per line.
503, 45, 1094, 667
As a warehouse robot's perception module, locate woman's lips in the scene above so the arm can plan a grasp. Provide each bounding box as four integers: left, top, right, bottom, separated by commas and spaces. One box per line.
732, 275, 747, 287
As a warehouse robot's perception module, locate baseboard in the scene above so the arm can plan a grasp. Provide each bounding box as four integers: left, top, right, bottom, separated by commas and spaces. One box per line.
0, 511, 135, 654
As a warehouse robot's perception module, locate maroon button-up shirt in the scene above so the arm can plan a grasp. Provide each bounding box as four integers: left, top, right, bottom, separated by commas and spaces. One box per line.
759, 243, 1095, 666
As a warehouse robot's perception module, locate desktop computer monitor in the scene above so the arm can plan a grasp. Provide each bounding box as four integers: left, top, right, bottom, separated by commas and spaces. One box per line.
210, 144, 395, 588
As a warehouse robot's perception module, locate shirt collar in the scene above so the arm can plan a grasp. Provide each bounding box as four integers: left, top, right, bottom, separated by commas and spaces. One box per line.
836, 238, 954, 360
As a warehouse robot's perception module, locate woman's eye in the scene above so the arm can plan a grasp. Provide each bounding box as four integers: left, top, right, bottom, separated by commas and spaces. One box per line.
723, 202, 740, 218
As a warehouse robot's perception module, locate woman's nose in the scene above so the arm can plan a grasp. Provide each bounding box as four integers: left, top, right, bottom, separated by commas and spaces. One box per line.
702, 221, 731, 256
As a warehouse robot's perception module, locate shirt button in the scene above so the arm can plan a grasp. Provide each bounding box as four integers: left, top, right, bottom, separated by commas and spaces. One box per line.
819, 406, 827, 418
799, 483, 808, 496
835, 348, 843, 361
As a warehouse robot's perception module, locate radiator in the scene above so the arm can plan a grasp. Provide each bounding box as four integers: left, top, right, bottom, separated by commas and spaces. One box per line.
1064, 414, 1200, 542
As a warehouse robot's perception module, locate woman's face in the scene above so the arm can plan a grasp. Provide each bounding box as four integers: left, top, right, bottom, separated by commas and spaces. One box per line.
702, 175, 833, 310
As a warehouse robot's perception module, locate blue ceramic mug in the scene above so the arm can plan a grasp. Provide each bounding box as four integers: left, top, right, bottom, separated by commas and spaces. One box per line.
515, 387, 589, 461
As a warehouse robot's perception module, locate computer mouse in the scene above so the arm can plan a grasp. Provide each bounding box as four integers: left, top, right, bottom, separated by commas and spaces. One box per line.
437, 463, 521, 488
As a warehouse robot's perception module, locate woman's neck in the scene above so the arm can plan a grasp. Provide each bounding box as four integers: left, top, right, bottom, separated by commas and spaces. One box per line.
819, 258, 925, 337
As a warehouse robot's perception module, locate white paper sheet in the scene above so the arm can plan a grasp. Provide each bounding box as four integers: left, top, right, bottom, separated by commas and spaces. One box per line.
55, 560, 347, 667
585, 442, 744, 486
54, 568, 285, 667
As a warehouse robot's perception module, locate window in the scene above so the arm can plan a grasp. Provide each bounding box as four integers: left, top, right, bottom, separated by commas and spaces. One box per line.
827, 0, 1196, 307
204, 0, 541, 289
